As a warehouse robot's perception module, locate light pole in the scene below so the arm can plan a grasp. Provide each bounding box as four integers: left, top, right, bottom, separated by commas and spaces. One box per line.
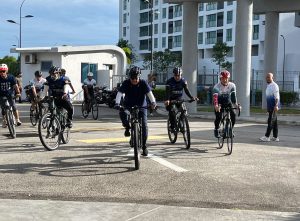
280, 34, 285, 91
144, 0, 154, 73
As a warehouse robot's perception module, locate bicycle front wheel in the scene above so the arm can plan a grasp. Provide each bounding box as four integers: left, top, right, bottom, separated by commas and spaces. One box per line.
217, 120, 225, 149
38, 113, 61, 151
81, 101, 89, 118
6, 109, 16, 138
92, 101, 98, 120
30, 105, 38, 126
181, 115, 191, 149
226, 119, 233, 155
132, 122, 140, 170
60, 112, 71, 144
167, 117, 177, 143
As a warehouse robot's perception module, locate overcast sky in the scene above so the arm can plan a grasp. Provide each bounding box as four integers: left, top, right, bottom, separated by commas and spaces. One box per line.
0, 0, 119, 58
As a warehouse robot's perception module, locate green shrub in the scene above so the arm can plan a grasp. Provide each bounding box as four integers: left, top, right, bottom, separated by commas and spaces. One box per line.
152, 88, 166, 101
280, 91, 299, 105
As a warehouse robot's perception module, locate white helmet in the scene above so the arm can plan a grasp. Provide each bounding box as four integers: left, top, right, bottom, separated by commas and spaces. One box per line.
0, 64, 8, 71
87, 72, 94, 77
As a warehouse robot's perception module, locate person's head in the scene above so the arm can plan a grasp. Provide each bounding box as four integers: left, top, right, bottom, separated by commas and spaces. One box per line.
173, 67, 182, 82
61, 68, 66, 76
49, 66, 61, 81
17, 72, 22, 77
219, 70, 230, 86
266, 72, 274, 84
128, 66, 141, 85
0, 63, 8, 79
87, 72, 94, 80
34, 70, 43, 79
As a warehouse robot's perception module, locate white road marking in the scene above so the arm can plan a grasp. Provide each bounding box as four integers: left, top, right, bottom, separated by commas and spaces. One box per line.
147, 153, 188, 172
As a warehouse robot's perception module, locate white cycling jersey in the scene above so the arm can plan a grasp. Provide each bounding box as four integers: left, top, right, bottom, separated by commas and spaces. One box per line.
83, 78, 96, 87
29, 77, 46, 96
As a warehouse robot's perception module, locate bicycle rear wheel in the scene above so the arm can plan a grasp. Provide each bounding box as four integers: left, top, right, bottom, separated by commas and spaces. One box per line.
30, 105, 38, 126
226, 119, 233, 155
6, 109, 16, 138
92, 101, 98, 120
181, 115, 191, 149
217, 120, 225, 149
167, 117, 177, 143
60, 112, 70, 144
132, 122, 140, 170
81, 101, 89, 118
38, 113, 60, 151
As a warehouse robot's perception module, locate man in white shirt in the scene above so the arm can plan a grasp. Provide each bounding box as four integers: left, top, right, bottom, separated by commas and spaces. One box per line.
260, 73, 280, 142
82, 72, 97, 104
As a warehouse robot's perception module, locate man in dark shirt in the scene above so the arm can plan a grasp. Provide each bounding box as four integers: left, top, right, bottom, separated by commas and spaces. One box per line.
43, 66, 73, 128
115, 66, 156, 156
0, 64, 22, 127
165, 67, 198, 130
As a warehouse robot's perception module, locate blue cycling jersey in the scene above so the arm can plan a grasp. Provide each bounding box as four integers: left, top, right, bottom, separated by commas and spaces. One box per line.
0, 74, 17, 97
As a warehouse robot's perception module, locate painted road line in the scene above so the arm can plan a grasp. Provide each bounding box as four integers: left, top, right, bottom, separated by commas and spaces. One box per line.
147, 153, 188, 172
77, 135, 168, 144
72, 127, 123, 133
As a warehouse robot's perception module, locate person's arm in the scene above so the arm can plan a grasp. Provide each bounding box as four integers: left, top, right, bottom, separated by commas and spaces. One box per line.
274, 85, 280, 111
212, 86, 220, 112
13, 84, 20, 95
115, 91, 123, 105
69, 83, 76, 94
231, 84, 237, 106
183, 82, 194, 99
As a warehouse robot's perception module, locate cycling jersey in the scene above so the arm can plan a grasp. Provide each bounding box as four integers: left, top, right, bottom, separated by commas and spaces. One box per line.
83, 78, 96, 87
0, 74, 17, 97
29, 78, 46, 93
45, 76, 68, 98
166, 77, 192, 100
213, 82, 237, 106
266, 81, 280, 111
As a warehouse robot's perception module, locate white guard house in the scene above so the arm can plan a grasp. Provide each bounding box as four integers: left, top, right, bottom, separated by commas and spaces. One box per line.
11, 45, 127, 100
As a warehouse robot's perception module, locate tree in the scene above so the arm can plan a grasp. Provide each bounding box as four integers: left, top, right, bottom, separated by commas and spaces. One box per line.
0, 56, 19, 76
143, 49, 182, 75
116, 38, 136, 64
212, 42, 231, 71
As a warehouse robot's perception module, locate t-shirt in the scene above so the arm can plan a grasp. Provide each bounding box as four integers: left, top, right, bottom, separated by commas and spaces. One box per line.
266, 81, 280, 111
45, 76, 68, 98
213, 82, 237, 105
118, 79, 151, 107
0, 74, 17, 97
29, 78, 46, 92
83, 78, 97, 87
165, 77, 187, 100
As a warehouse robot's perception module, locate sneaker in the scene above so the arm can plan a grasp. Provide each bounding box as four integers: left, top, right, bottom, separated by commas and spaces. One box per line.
66, 119, 73, 128
16, 120, 22, 126
214, 129, 220, 138
259, 136, 270, 142
271, 137, 280, 142
124, 127, 130, 137
142, 146, 148, 156
2, 120, 7, 128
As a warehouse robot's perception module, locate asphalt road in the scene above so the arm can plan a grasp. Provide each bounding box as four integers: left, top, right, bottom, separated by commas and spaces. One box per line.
0, 104, 299, 220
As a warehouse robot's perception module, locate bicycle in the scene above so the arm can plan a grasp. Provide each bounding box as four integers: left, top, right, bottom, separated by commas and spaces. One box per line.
217, 104, 241, 155
38, 96, 71, 151
167, 99, 195, 149
1, 96, 16, 138
81, 96, 98, 120
30, 98, 48, 126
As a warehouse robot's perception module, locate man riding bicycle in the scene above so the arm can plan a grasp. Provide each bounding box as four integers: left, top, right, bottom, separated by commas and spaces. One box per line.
213, 70, 239, 138
115, 66, 157, 156
29, 70, 46, 109
0, 64, 22, 128
164, 67, 198, 131
43, 66, 73, 128
82, 72, 97, 106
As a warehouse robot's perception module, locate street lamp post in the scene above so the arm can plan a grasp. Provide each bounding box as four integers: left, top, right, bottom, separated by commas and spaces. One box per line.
280, 34, 286, 91
144, 0, 154, 73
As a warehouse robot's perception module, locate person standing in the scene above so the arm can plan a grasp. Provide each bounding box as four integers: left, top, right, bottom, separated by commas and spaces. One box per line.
15, 72, 23, 103
260, 73, 280, 142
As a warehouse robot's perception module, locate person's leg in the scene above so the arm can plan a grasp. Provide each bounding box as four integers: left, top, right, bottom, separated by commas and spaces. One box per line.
265, 111, 273, 138
10, 98, 21, 126
214, 110, 222, 138
230, 109, 236, 128
139, 108, 148, 156
119, 108, 130, 136
273, 115, 278, 138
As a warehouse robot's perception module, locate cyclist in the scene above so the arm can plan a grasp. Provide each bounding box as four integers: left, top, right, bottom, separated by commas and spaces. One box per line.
212, 70, 238, 138
164, 67, 198, 131
0, 63, 22, 127
29, 70, 46, 109
114, 66, 157, 156
82, 72, 97, 107
43, 66, 73, 128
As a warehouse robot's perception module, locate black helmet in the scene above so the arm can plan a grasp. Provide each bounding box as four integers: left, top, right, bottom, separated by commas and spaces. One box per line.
49, 66, 61, 75
173, 67, 182, 75
128, 66, 141, 79
34, 70, 42, 77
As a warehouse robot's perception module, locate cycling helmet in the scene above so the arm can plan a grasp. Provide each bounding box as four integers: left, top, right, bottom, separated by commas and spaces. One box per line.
49, 66, 61, 75
128, 66, 141, 79
0, 64, 8, 71
219, 70, 230, 78
34, 70, 42, 77
87, 72, 94, 77
173, 67, 182, 75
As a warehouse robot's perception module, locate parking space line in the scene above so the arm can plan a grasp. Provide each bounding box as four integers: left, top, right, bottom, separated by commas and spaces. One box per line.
77, 135, 168, 144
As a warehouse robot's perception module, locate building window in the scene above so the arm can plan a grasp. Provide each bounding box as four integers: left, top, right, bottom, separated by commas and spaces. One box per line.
199, 3, 204, 11
154, 10, 159, 20
253, 25, 259, 40
227, 11, 233, 24
81, 63, 98, 83
206, 3, 217, 11
227, 1, 233, 6
162, 8, 167, 19
198, 32, 203, 45
198, 16, 204, 28
154, 38, 158, 48
140, 12, 149, 23
252, 45, 259, 56
206, 14, 216, 28
154, 24, 158, 34
154, 0, 158, 6
140, 0, 148, 10
140, 39, 149, 50
206, 31, 217, 44
123, 27, 126, 37
162, 37, 166, 48
123, 13, 127, 23
174, 5, 182, 17
139, 26, 149, 37
41, 61, 53, 72
173, 35, 182, 48
226, 28, 232, 42
253, 14, 260, 20
162, 22, 166, 33
168, 6, 173, 19
123, 0, 127, 10
174, 20, 182, 32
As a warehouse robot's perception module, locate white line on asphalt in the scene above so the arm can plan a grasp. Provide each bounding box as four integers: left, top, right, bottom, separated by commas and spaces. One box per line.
147, 153, 188, 172
125, 205, 163, 221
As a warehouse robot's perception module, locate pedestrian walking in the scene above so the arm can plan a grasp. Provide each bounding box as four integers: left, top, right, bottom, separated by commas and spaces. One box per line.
260, 73, 280, 142
15, 72, 23, 103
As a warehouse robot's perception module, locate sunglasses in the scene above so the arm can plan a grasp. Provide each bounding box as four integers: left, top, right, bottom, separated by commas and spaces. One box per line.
0, 70, 6, 73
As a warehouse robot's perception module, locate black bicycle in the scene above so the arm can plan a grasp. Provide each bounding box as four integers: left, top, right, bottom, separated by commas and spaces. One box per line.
81, 96, 98, 120
38, 96, 71, 151
217, 104, 241, 155
1, 96, 16, 138
167, 99, 195, 149
30, 98, 48, 126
